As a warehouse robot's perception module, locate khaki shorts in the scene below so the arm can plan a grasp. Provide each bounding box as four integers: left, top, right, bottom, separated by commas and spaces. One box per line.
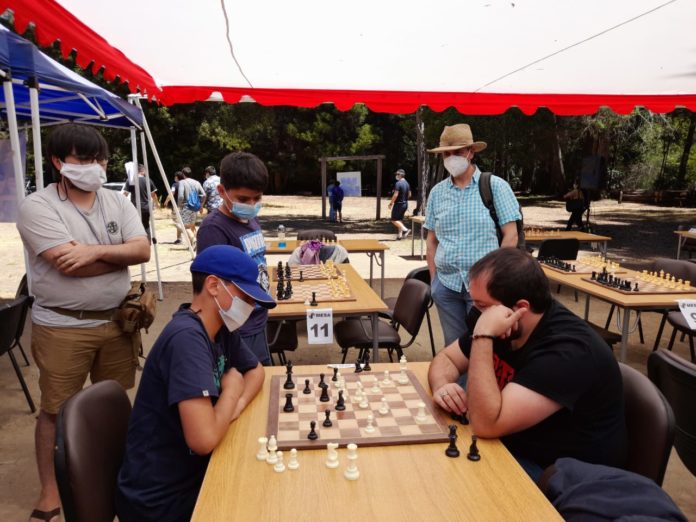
31, 322, 137, 414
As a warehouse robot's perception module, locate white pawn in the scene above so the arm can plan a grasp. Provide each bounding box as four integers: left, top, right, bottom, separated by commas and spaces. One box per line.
274, 450, 286, 473
399, 354, 408, 371
287, 448, 300, 470
371, 376, 381, 394
364, 413, 376, 433
398, 368, 409, 385
266, 435, 278, 464
326, 442, 339, 468
378, 397, 389, 415
256, 436, 268, 461
344, 443, 360, 480
415, 401, 428, 423
359, 393, 369, 409
382, 370, 392, 386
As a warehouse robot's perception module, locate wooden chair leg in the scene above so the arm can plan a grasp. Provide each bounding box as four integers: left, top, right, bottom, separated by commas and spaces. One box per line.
652, 313, 668, 351
667, 328, 678, 351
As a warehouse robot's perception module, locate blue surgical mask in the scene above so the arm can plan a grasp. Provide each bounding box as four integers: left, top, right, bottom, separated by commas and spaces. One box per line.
231, 201, 262, 221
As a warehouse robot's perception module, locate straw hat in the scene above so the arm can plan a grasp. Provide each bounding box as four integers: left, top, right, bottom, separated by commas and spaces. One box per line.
427, 124, 487, 153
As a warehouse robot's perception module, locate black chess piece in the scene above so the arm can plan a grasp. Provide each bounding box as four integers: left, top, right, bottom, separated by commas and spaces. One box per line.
307, 420, 318, 440
284, 279, 292, 299
634, 282, 639, 292
285, 263, 292, 280
445, 425, 460, 458
335, 390, 346, 411
277, 261, 283, 273
283, 393, 294, 412
283, 361, 294, 390
450, 413, 469, 425
591, 271, 597, 280
303, 378, 311, 394
362, 351, 371, 372
467, 435, 481, 462
354, 360, 363, 373
299, 270, 304, 282
323, 409, 333, 427
310, 291, 318, 306
319, 373, 326, 387
332, 368, 339, 382
319, 383, 330, 402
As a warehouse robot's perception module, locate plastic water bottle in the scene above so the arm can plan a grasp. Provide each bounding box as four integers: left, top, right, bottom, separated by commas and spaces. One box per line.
277, 224, 286, 248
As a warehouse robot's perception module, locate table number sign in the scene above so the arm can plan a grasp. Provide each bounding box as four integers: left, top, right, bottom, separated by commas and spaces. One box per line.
677, 300, 696, 330
306, 308, 334, 344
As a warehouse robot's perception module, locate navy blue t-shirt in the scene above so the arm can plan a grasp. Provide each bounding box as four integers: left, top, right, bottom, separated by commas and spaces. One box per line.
394, 178, 410, 204
196, 209, 270, 335
115, 305, 258, 522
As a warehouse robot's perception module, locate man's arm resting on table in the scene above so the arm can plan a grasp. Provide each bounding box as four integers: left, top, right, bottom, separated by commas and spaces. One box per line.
467, 337, 561, 438
42, 236, 150, 276
499, 221, 518, 249
425, 230, 439, 281
230, 363, 264, 420
428, 341, 469, 415
179, 368, 245, 455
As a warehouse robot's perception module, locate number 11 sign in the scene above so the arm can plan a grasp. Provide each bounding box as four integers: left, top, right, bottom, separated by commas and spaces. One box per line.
306, 308, 334, 344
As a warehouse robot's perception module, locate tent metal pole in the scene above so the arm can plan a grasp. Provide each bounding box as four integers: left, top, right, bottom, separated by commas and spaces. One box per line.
140, 129, 164, 300
28, 79, 44, 190
4, 80, 26, 206
129, 125, 146, 282
133, 96, 194, 258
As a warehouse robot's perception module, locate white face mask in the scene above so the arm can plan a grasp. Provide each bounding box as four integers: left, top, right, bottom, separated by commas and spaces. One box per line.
60, 161, 107, 192
443, 154, 470, 177
215, 279, 255, 332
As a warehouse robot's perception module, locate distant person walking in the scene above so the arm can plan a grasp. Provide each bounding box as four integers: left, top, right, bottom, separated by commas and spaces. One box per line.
564, 181, 587, 231
327, 179, 336, 222
388, 169, 411, 240
176, 167, 205, 246
126, 164, 159, 239
331, 180, 345, 223
202, 165, 222, 213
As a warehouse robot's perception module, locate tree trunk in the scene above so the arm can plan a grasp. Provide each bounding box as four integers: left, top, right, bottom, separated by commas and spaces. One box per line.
677, 112, 696, 186
416, 107, 429, 215
549, 116, 566, 194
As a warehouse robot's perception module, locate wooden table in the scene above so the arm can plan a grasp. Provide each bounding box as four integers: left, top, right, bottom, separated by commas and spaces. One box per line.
526, 230, 612, 257
192, 362, 561, 522
410, 215, 426, 260
267, 239, 389, 298
269, 263, 389, 362
542, 266, 696, 362
674, 230, 696, 259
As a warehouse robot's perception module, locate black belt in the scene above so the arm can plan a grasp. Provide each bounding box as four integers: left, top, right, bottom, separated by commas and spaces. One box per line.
44, 306, 119, 321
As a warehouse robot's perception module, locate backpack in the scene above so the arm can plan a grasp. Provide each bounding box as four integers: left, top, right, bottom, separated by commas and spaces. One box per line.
478, 172, 527, 251
185, 180, 202, 211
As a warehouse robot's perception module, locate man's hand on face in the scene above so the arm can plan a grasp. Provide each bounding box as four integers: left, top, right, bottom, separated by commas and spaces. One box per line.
55, 241, 102, 273
473, 305, 527, 340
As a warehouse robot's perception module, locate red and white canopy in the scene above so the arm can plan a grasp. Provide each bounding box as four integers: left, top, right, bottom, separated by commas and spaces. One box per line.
2, 0, 695, 114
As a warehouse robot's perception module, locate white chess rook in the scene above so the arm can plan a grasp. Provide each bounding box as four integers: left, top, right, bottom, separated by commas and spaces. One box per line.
326, 442, 339, 469
287, 448, 300, 470
344, 443, 360, 480
256, 436, 269, 461
415, 401, 428, 423
364, 413, 376, 434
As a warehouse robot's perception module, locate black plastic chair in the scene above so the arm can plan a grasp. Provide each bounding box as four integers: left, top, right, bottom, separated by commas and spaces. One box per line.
0, 296, 36, 413
266, 320, 299, 366
379, 267, 436, 357
335, 279, 430, 362
55, 380, 131, 522
297, 229, 336, 241
13, 274, 32, 366
537, 238, 580, 260
648, 350, 696, 477
620, 362, 675, 486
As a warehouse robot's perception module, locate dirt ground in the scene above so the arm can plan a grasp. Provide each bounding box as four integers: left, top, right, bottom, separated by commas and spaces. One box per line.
1, 195, 696, 520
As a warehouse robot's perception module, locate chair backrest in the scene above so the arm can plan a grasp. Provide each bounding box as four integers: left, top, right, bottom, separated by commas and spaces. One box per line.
297, 229, 336, 241
536, 238, 580, 260
15, 273, 29, 298
55, 380, 132, 522
619, 362, 675, 485
677, 225, 696, 249
652, 257, 696, 286
392, 279, 431, 337
0, 296, 30, 356
648, 350, 696, 477
405, 266, 430, 285
14, 275, 33, 344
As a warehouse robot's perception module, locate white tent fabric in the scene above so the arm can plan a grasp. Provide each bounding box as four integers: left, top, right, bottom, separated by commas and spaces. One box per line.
2, 0, 695, 114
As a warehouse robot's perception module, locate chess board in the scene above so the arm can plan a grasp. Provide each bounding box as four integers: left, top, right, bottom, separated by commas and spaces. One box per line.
581, 275, 694, 295
540, 258, 627, 275
266, 371, 449, 450
275, 279, 356, 304
271, 264, 343, 281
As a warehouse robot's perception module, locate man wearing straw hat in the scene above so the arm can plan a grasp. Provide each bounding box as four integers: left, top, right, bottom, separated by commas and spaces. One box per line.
426, 124, 521, 345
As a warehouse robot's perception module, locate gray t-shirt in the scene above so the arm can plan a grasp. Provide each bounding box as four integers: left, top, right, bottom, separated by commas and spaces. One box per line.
17, 183, 147, 327
176, 178, 205, 208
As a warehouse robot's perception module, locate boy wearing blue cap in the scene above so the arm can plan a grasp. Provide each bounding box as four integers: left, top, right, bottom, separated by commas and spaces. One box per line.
116, 245, 276, 522
197, 152, 273, 365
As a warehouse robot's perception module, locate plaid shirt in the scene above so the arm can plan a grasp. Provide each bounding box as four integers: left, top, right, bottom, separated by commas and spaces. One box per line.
424, 168, 521, 292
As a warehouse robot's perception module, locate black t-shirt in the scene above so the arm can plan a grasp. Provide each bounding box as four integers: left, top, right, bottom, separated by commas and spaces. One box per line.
459, 300, 627, 469
128, 176, 156, 210
394, 178, 410, 204
116, 305, 259, 522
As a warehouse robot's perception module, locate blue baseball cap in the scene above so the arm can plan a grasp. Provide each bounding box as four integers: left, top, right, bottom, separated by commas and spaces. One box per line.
191, 245, 276, 309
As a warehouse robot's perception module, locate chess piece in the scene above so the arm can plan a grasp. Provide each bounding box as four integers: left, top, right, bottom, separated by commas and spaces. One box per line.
299, 270, 304, 282
335, 390, 346, 411
319, 383, 330, 402
283, 361, 295, 390
283, 393, 294, 412
325, 442, 339, 468
378, 397, 389, 415
415, 401, 427, 423
398, 367, 409, 385
382, 370, 392, 386
303, 378, 312, 394
323, 409, 333, 427
332, 367, 339, 382
445, 425, 460, 458
359, 393, 369, 409
344, 443, 360, 480
467, 435, 481, 462
266, 436, 279, 465
274, 450, 286, 473
287, 448, 300, 470
362, 350, 372, 372
310, 291, 318, 306
307, 420, 319, 440
319, 373, 326, 387
371, 376, 381, 394
285, 279, 293, 298
256, 436, 269, 461
364, 413, 376, 434
399, 355, 408, 371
